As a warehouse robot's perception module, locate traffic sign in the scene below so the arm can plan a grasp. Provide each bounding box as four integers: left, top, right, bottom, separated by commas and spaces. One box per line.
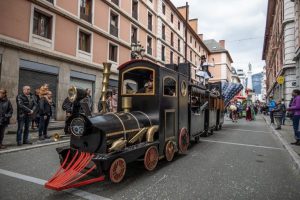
277, 76, 284, 84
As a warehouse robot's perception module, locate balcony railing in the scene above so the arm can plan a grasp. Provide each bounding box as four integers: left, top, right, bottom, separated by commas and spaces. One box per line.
147, 46, 152, 55
110, 25, 118, 37
80, 12, 92, 23
132, 11, 138, 20
111, 0, 119, 6
148, 23, 152, 31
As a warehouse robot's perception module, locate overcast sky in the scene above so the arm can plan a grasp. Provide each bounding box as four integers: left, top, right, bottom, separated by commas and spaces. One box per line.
171, 0, 268, 74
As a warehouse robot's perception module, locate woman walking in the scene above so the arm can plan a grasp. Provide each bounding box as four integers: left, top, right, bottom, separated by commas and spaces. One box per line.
0, 89, 13, 149
287, 89, 300, 145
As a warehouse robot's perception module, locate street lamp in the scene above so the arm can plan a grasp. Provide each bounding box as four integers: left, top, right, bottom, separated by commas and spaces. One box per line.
131, 41, 145, 59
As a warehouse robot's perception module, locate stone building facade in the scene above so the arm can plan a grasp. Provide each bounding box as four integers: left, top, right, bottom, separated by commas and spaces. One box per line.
263, 0, 297, 105
291, 0, 300, 88
0, 0, 211, 122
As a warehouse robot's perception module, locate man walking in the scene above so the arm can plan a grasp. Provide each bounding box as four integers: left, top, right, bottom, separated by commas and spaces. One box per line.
268, 96, 276, 124
16, 86, 37, 146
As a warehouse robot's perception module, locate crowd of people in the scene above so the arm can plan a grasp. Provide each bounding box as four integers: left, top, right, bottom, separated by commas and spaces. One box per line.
267, 89, 300, 146
0, 84, 299, 149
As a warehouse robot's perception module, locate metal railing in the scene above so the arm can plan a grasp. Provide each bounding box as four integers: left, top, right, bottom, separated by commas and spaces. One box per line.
110, 25, 118, 37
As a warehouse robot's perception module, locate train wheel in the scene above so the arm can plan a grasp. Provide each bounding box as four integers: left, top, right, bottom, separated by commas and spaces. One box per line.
165, 141, 175, 162
179, 128, 189, 153
144, 146, 159, 171
109, 158, 126, 183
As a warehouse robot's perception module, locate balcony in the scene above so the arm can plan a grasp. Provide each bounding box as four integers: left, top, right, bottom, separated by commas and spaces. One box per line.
110, 25, 118, 37
147, 46, 152, 55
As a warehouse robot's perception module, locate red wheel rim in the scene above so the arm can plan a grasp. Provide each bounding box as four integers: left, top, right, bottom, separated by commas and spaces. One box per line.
144, 146, 159, 171
165, 141, 175, 161
109, 158, 126, 183
179, 128, 189, 153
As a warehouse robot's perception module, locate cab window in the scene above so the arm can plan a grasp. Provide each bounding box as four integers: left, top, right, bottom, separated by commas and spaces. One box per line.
122, 67, 155, 95
163, 77, 177, 97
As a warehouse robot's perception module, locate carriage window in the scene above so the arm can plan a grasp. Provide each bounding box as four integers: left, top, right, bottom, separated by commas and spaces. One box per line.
163, 77, 176, 97
122, 67, 155, 95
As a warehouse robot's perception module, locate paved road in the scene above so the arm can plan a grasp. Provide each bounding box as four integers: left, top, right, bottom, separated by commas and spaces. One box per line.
0, 115, 300, 200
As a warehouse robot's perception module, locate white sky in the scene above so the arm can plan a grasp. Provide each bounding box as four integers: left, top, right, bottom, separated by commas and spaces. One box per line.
171, 0, 268, 74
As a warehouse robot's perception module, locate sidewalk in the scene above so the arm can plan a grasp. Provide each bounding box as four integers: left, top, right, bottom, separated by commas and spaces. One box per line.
262, 114, 300, 170
0, 121, 69, 154
6, 120, 65, 134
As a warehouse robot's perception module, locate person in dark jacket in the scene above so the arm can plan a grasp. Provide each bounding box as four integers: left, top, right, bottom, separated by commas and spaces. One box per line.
16, 86, 37, 146
62, 97, 73, 135
31, 88, 40, 130
38, 91, 53, 140
0, 89, 13, 149
281, 99, 287, 125
273, 100, 284, 130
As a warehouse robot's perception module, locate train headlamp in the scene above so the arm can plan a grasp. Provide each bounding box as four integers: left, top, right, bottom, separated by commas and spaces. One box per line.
70, 117, 85, 136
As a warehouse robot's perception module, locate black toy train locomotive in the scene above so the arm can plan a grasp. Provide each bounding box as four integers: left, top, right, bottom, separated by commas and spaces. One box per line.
45, 60, 224, 190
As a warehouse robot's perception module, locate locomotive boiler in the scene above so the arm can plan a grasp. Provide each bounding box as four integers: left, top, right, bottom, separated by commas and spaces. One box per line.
45, 60, 224, 191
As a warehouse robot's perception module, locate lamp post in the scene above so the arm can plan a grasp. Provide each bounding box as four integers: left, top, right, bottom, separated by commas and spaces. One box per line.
131, 41, 145, 59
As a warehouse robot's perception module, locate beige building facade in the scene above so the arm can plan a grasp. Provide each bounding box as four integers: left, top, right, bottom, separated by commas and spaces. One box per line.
0, 0, 224, 122
204, 39, 233, 83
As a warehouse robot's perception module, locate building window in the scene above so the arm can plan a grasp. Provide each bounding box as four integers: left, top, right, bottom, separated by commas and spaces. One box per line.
33, 10, 52, 39
195, 41, 197, 48
190, 50, 192, 62
147, 36, 152, 55
111, 0, 119, 6
171, 13, 174, 23
171, 32, 174, 46
132, 0, 138, 20
170, 51, 173, 64
148, 12, 152, 31
79, 30, 91, 53
80, 0, 92, 23
131, 26, 137, 44
190, 35, 192, 43
164, 77, 176, 96
178, 39, 180, 52
46, 0, 53, 3
162, 3, 166, 15
109, 43, 118, 62
110, 11, 119, 37
177, 56, 180, 64
162, 24, 165, 40
162, 45, 165, 61
178, 21, 180, 30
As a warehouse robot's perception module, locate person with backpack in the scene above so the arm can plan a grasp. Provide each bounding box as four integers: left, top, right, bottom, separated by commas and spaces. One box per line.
281, 99, 287, 125
273, 100, 284, 130
268, 96, 276, 124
